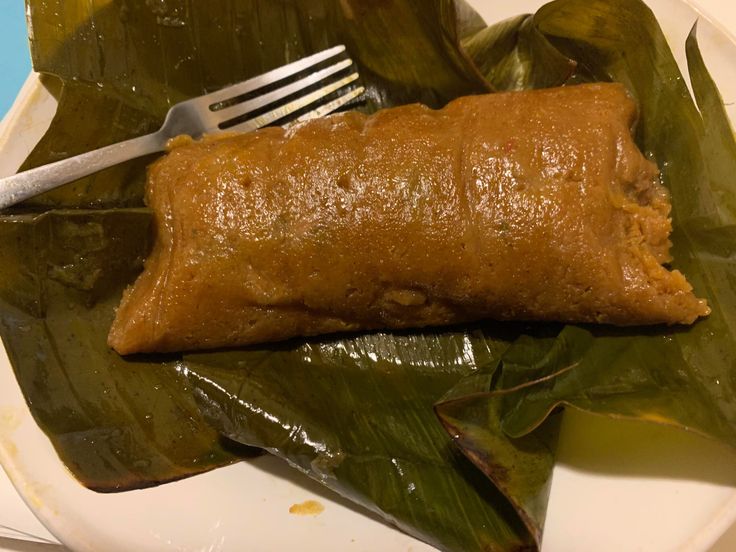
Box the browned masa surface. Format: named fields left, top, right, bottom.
left=108, top=83, right=709, bottom=354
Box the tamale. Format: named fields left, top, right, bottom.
left=108, top=83, right=709, bottom=354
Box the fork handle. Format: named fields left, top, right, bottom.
left=0, top=131, right=167, bottom=210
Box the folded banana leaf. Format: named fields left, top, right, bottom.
left=184, top=329, right=536, bottom=551
left=461, top=13, right=577, bottom=90
left=1, top=0, right=735, bottom=551
left=453, top=0, right=736, bottom=444
left=4, top=0, right=504, bottom=490
left=436, top=4, right=736, bottom=545
left=183, top=1, right=736, bottom=549
left=20, top=0, right=490, bottom=209
left=0, top=210, right=252, bottom=491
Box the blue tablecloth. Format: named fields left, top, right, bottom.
left=0, top=4, right=33, bottom=118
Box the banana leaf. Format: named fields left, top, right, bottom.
left=1, top=0, right=736, bottom=551
left=0, top=210, right=252, bottom=491
left=184, top=329, right=536, bottom=551
left=185, top=2, right=736, bottom=549
left=461, top=14, right=577, bottom=90
left=20, top=0, right=491, bottom=209
left=434, top=331, right=575, bottom=544
left=449, top=0, right=736, bottom=444
left=3, top=0, right=509, bottom=491
left=435, top=6, right=736, bottom=546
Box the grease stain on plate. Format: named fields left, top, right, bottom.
left=289, top=499, right=325, bottom=516
left=0, top=406, right=22, bottom=432
left=0, top=406, right=58, bottom=516
left=22, top=481, right=54, bottom=513
left=0, top=407, right=23, bottom=459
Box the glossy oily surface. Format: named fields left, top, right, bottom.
left=109, top=83, right=707, bottom=354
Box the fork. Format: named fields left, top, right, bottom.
left=0, top=45, right=363, bottom=210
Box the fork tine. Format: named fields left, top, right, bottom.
left=283, top=87, right=365, bottom=129
left=202, top=45, right=346, bottom=106
left=213, top=58, right=354, bottom=125
left=222, top=73, right=361, bottom=134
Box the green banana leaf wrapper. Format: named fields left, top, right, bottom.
left=0, top=0, right=735, bottom=549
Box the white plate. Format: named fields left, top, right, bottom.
left=2, top=1, right=736, bottom=550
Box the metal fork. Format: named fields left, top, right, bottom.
left=0, top=45, right=363, bottom=210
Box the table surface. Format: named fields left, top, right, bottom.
left=2, top=1, right=736, bottom=552
left=0, top=3, right=31, bottom=119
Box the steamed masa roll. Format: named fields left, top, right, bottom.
left=108, top=83, right=709, bottom=355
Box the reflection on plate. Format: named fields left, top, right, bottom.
left=2, top=0, right=736, bottom=550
